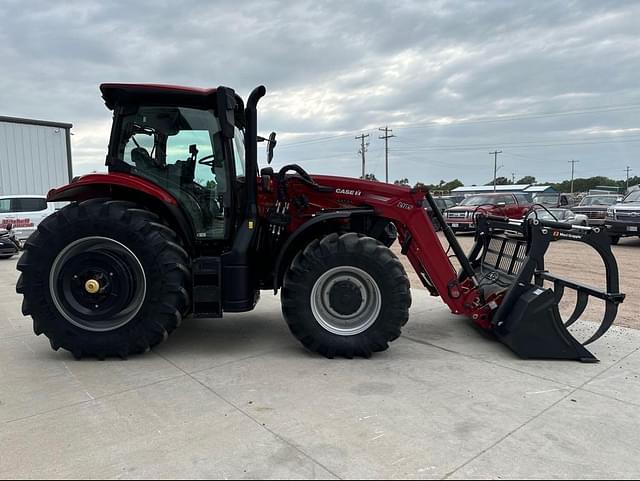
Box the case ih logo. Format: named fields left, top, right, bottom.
left=336, top=189, right=362, bottom=196
left=1, top=218, right=33, bottom=228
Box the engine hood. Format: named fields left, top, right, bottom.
left=611, top=203, right=640, bottom=211
left=309, top=175, right=416, bottom=197
left=446, top=205, right=480, bottom=212
left=572, top=205, right=608, bottom=211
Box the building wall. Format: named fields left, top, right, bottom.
left=0, top=118, right=72, bottom=196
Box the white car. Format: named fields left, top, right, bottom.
left=528, top=208, right=589, bottom=226
left=0, top=195, right=55, bottom=240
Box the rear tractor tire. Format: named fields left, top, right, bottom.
left=16, top=199, right=191, bottom=359
left=282, top=233, right=411, bottom=358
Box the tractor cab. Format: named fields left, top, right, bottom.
left=101, top=84, right=250, bottom=244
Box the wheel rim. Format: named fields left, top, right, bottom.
left=49, top=237, right=146, bottom=332
left=310, top=266, right=382, bottom=336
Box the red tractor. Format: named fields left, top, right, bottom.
left=16, top=84, right=625, bottom=362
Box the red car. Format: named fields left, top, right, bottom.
left=444, top=192, right=532, bottom=233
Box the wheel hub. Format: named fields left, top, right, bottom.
left=49, top=237, right=146, bottom=332
left=328, top=280, right=364, bottom=316
left=310, top=266, right=382, bottom=336
left=84, top=279, right=101, bottom=294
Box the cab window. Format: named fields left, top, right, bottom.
left=118, top=106, right=229, bottom=240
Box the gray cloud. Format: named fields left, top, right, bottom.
left=1, top=0, right=638, bottom=185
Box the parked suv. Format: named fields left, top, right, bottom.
left=0, top=195, right=55, bottom=240
left=605, top=189, right=640, bottom=244
left=444, top=192, right=531, bottom=233
left=572, top=194, right=621, bottom=226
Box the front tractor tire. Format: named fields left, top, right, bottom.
left=16, top=199, right=191, bottom=359
left=282, top=233, right=411, bottom=358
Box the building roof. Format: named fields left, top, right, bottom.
left=523, top=185, right=555, bottom=192
left=451, top=184, right=556, bottom=194
left=0, top=116, right=72, bottom=130
left=452, top=184, right=531, bottom=193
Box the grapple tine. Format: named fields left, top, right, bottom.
left=553, top=280, right=565, bottom=304
left=584, top=301, right=620, bottom=346
left=564, top=290, right=589, bottom=328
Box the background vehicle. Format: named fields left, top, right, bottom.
left=0, top=223, right=21, bottom=259
left=572, top=194, right=621, bottom=226
left=605, top=189, right=640, bottom=244
left=15, top=83, right=624, bottom=363
left=425, top=197, right=457, bottom=231
left=532, top=192, right=576, bottom=208
left=528, top=208, right=588, bottom=226
left=444, top=192, right=531, bottom=233
left=0, top=195, right=55, bottom=240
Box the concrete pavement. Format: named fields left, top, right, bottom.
left=1, top=256, right=639, bottom=479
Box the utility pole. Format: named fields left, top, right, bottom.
left=625, top=166, right=633, bottom=191
left=568, top=159, right=579, bottom=194
left=379, top=126, right=395, bottom=183
left=355, top=133, right=369, bottom=179
left=489, top=150, right=502, bottom=192
left=512, top=172, right=516, bottom=184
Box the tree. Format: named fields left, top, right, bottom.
left=441, top=179, right=464, bottom=191
left=516, top=176, right=536, bottom=185
left=413, top=179, right=463, bottom=193
left=485, top=176, right=512, bottom=186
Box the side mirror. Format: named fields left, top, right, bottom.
left=5, top=223, right=13, bottom=231
left=267, top=131, right=277, bottom=164
left=215, top=86, right=237, bottom=139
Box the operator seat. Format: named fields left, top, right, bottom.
left=130, top=147, right=156, bottom=171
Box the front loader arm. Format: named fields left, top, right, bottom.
left=271, top=174, right=624, bottom=362
left=310, top=183, right=481, bottom=317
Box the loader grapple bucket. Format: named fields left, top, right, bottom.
left=468, top=215, right=625, bottom=362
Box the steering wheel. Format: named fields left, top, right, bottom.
left=198, top=154, right=216, bottom=167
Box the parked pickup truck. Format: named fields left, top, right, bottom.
left=605, top=189, right=640, bottom=244
left=444, top=192, right=531, bottom=233
left=571, top=194, right=621, bottom=226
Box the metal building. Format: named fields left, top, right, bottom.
left=0, top=116, right=73, bottom=196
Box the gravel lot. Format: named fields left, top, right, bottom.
left=395, top=232, right=640, bottom=330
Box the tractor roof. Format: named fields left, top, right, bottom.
left=100, top=83, right=243, bottom=111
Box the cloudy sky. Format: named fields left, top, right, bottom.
left=1, top=0, right=639, bottom=186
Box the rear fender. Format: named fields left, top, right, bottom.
left=47, top=173, right=195, bottom=250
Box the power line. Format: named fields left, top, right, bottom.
left=355, top=133, right=370, bottom=178
left=625, top=166, right=633, bottom=190
left=277, top=102, right=640, bottom=149
left=386, top=133, right=640, bottom=151
left=568, top=159, right=580, bottom=194
left=388, top=136, right=640, bottom=153
left=395, top=103, right=640, bottom=131
left=490, top=150, right=503, bottom=192
left=379, top=126, right=395, bottom=183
